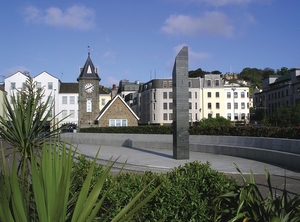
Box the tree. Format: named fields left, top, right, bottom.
left=188, top=68, right=210, bottom=78
left=276, top=67, right=290, bottom=76
left=239, top=67, right=263, bottom=88
left=268, top=104, right=300, bottom=127
left=261, top=68, right=275, bottom=79
left=0, top=76, right=66, bottom=173
left=211, top=70, right=221, bottom=74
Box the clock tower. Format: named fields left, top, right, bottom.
left=77, top=52, right=101, bottom=129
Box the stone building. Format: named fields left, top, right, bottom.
left=96, top=95, right=139, bottom=126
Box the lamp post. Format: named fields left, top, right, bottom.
left=232, top=87, right=236, bottom=126
left=53, top=89, right=56, bottom=130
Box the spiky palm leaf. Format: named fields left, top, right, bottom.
left=0, top=76, right=68, bottom=173
left=0, top=142, right=161, bottom=221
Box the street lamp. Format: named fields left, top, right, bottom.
left=53, top=89, right=56, bottom=130
left=232, top=87, right=236, bottom=126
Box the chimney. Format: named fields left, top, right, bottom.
left=111, top=84, right=117, bottom=99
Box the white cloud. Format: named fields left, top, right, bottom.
left=102, top=50, right=116, bottom=60
left=243, top=12, right=256, bottom=24
left=23, top=4, right=96, bottom=31
left=174, top=0, right=257, bottom=7
left=161, top=11, right=234, bottom=37
left=200, top=0, right=254, bottom=7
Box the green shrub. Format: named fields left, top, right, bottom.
left=141, top=162, right=237, bottom=221
left=79, top=125, right=300, bottom=139
left=72, top=157, right=237, bottom=221
left=196, top=116, right=232, bottom=127
left=80, top=125, right=173, bottom=134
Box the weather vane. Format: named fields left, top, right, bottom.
left=87, top=45, right=93, bottom=55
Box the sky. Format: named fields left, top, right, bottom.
left=1, top=0, right=300, bottom=87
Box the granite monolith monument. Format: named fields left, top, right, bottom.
left=172, top=46, right=189, bottom=159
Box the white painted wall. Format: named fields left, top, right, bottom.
left=59, top=93, right=78, bottom=126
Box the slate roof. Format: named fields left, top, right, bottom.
left=77, top=53, right=100, bottom=81
left=60, top=83, right=79, bottom=93
left=272, top=73, right=291, bottom=84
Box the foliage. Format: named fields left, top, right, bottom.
left=80, top=124, right=300, bottom=139
left=188, top=68, right=221, bottom=78
left=196, top=116, right=232, bottom=127
left=0, top=142, right=160, bottom=221
left=276, top=67, right=291, bottom=76
left=72, top=159, right=237, bottom=221
left=0, top=76, right=67, bottom=173
left=239, top=67, right=264, bottom=88
left=268, top=104, right=300, bottom=127
left=214, top=164, right=300, bottom=222
left=80, top=125, right=173, bottom=134
left=188, top=68, right=209, bottom=78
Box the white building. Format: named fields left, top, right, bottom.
left=224, top=83, right=250, bottom=123
left=123, top=74, right=250, bottom=125
left=3, top=70, right=110, bottom=127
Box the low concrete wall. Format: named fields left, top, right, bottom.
left=60, top=133, right=300, bottom=171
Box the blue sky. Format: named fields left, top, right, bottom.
left=1, top=0, right=300, bottom=87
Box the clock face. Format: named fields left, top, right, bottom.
left=85, top=83, right=94, bottom=93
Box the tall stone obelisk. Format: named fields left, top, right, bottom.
left=172, top=46, right=189, bottom=159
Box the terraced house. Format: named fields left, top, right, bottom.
left=123, top=74, right=250, bottom=125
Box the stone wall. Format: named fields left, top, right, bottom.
left=60, top=133, right=300, bottom=171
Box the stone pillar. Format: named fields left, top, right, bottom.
left=172, top=46, right=189, bottom=159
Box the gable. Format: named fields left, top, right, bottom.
left=96, top=95, right=139, bottom=121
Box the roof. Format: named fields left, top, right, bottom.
left=5, top=71, right=28, bottom=79
left=272, top=73, right=291, bottom=84
left=60, top=83, right=79, bottom=93
left=35, top=71, right=60, bottom=81
left=98, top=86, right=110, bottom=94
left=77, top=53, right=100, bottom=81
left=96, top=95, right=139, bottom=120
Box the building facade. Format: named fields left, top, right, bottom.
left=3, top=55, right=112, bottom=128
left=254, top=68, right=300, bottom=117
left=122, top=74, right=250, bottom=125
left=3, top=54, right=142, bottom=129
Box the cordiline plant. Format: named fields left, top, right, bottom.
left=0, top=142, right=161, bottom=221
left=0, top=76, right=67, bottom=174
left=213, top=164, right=300, bottom=222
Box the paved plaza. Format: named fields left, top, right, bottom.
left=2, top=139, right=299, bottom=197
left=75, top=143, right=300, bottom=197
